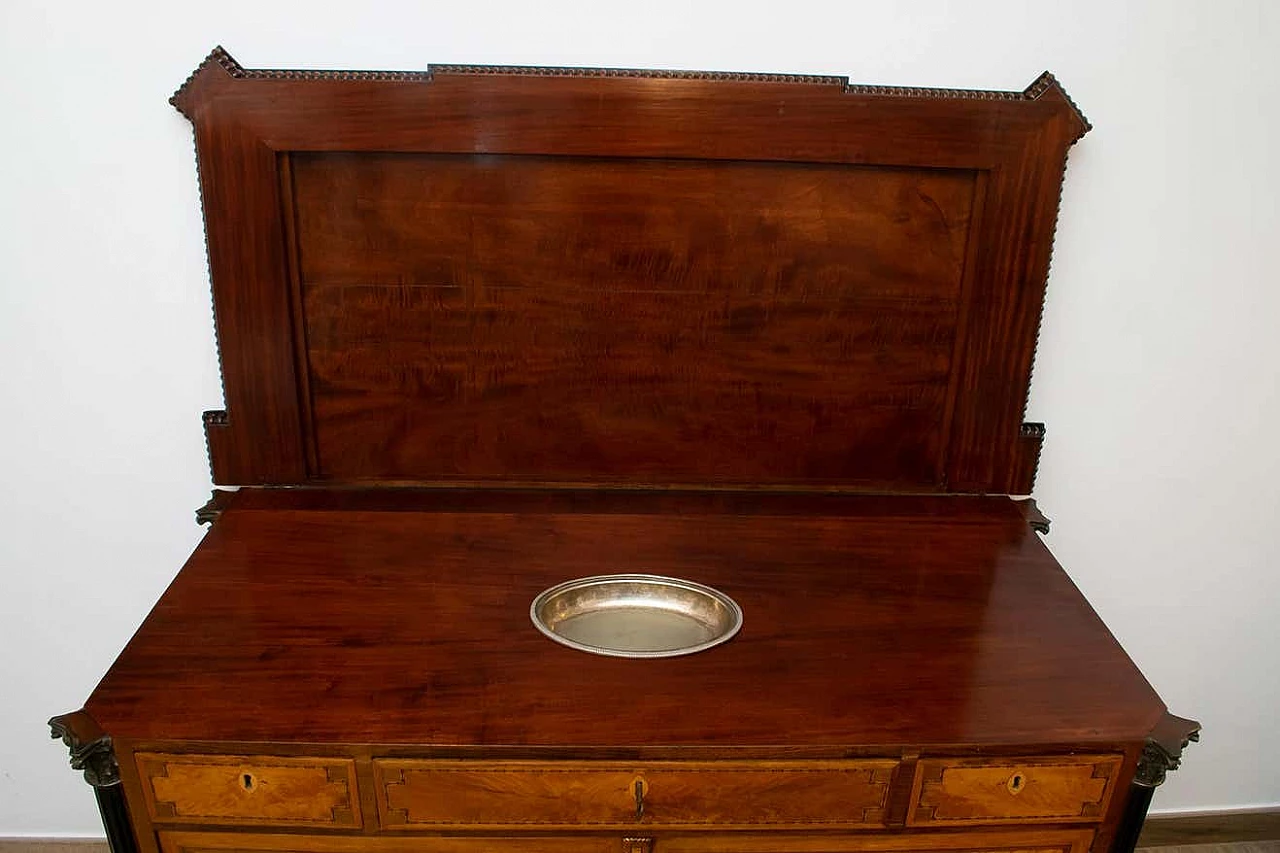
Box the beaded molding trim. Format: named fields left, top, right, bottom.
left=432, top=63, right=846, bottom=85
left=172, top=46, right=1091, bottom=137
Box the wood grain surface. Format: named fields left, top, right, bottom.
left=375, top=760, right=895, bottom=828
left=84, top=490, right=1164, bottom=747
left=292, top=154, right=974, bottom=486
left=136, top=753, right=359, bottom=828
left=909, top=755, right=1122, bottom=826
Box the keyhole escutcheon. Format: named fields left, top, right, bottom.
left=1007, top=772, right=1025, bottom=794
left=633, top=777, right=648, bottom=821
left=242, top=773, right=255, bottom=792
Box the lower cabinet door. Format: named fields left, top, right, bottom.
left=158, top=828, right=1095, bottom=853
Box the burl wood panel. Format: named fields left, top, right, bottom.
left=290, top=154, right=976, bottom=486
left=375, top=760, right=896, bottom=828
left=909, top=755, right=1122, bottom=826
left=86, top=491, right=1166, bottom=747
left=136, top=753, right=360, bottom=828
left=156, top=828, right=1097, bottom=853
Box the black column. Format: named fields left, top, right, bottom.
left=1110, top=713, right=1201, bottom=853
left=94, top=785, right=140, bottom=853
left=1111, top=784, right=1156, bottom=853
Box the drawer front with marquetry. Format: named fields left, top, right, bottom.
left=908, top=755, right=1123, bottom=826
left=136, top=753, right=360, bottom=828
left=374, top=760, right=898, bottom=829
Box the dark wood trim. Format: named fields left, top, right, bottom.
left=1138, top=809, right=1280, bottom=847
left=189, top=112, right=307, bottom=485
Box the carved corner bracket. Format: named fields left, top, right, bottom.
left=49, top=709, right=120, bottom=787
left=196, top=489, right=235, bottom=526
left=1135, top=713, right=1201, bottom=788
left=1013, top=498, right=1051, bottom=535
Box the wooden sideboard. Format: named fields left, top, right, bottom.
left=51, top=49, right=1197, bottom=853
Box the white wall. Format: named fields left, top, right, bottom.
left=2, top=0, right=1276, bottom=835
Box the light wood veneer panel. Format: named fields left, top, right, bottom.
left=137, top=753, right=360, bottom=828
left=375, top=760, right=897, bottom=829
left=908, top=755, right=1122, bottom=826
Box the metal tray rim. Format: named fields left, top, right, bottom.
left=530, top=573, right=743, bottom=659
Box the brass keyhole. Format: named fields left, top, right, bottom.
left=633, top=778, right=648, bottom=821
left=242, top=773, right=255, bottom=792
left=1007, top=772, right=1025, bottom=794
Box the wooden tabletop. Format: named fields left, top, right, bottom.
left=86, top=490, right=1164, bottom=749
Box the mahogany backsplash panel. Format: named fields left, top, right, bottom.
left=291, top=153, right=977, bottom=484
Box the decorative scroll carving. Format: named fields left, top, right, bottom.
left=1135, top=714, right=1201, bottom=788
left=49, top=710, right=119, bottom=787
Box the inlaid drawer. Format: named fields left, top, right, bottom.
left=137, top=753, right=361, bottom=828
left=907, top=754, right=1123, bottom=826
left=374, top=760, right=898, bottom=829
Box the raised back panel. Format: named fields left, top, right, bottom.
left=292, top=154, right=976, bottom=485
left=173, top=49, right=1089, bottom=492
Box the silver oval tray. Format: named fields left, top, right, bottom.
left=530, top=574, right=743, bottom=658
